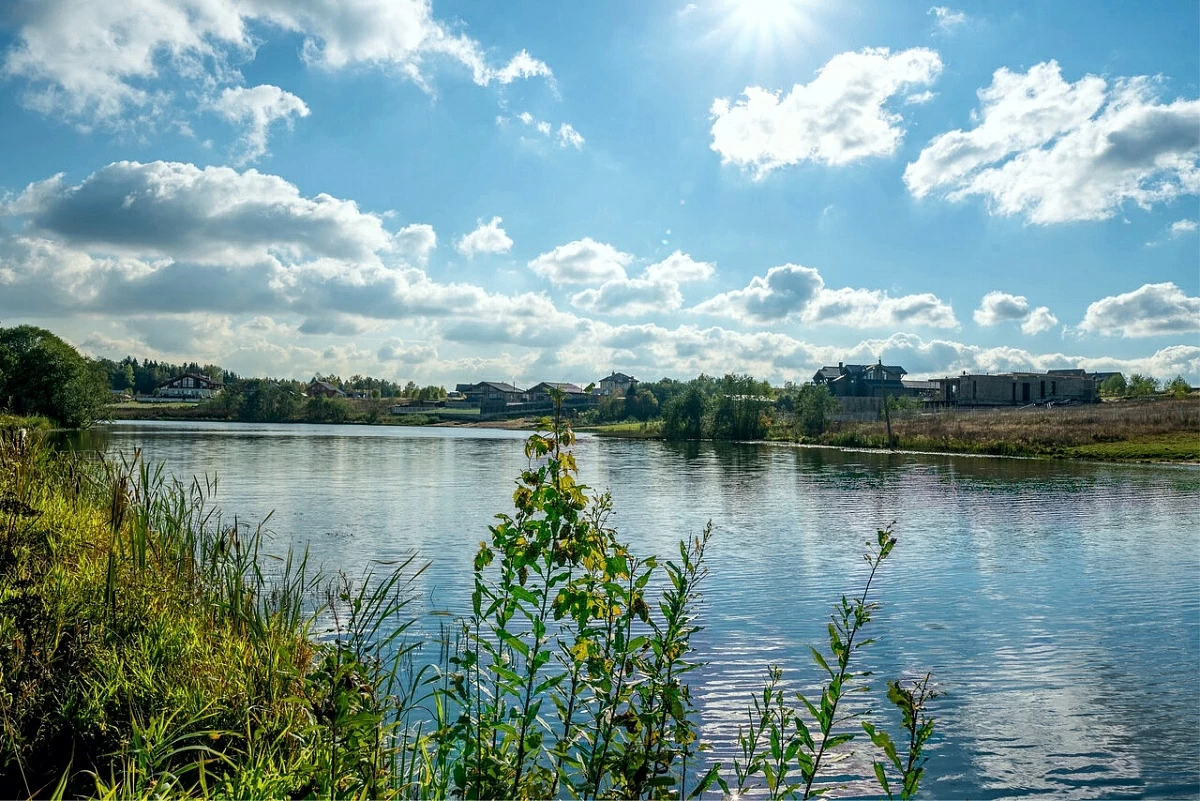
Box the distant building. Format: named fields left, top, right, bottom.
left=598, top=372, right=635, bottom=397
left=155, top=373, right=223, bottom=399
left=458, top=381, right=526, bottom=413
left=931, top=371, right=1096, bottom=407
left=307, top=380, right=346, bottom=398
left=526, top=382, right=598, bottom=410
left=812, top=362, right=908, bottom=398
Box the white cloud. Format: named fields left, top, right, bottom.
left=1, top=0, right=553, bottom=129
left=694, top=264, right=959, bottom=329
left=6, top=160, right=395, bottom=264
left=510, top=112, right=585, bottom=149
left=1170, top=219, right=1198, bottom=235
left=571, top=251, right=715, bottom=316
left=1078, top=282, right=1200, bottom=337
left=709, top=47, right=943, bottom=178
left=210, top=84, right=310, bottom=164
left=904, top=61, right=1200, bottom=223
left=455, top=216, right=513, bottom=257
left=1020, top=306, right=1058, bottom=335
left=378, top=339, right=438, bottom=363
left=396, top=223, right=437, bottom=263
left=928, top=6, right=967, bottom=32
left=528, top=238, right=632, bottom=285
left=973, top=291, right=1058, bottom=334
left=558, top=123, right=585, bottom=150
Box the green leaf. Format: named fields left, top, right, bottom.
left=810, top=646, right=833, bottom=676
left=873, top=761, right=893, bottom=799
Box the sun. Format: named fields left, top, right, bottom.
left=703, top=0, right=825, bottom=57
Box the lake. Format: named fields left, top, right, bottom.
left=77, top=420, right=1200, bottom=799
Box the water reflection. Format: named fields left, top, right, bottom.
left=76, top=422, right=1200, bottom=800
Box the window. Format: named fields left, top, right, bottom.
left=972, top=380, right=977, bottom=399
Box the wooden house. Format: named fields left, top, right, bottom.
left=155, top=373, right=223, bottom=399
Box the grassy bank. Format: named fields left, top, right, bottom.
left=0, top=430, right=425, bottom=798
left=812, top=397, right=1200, bottom=461
left=575, top=420, right=663, bottom=438
left=0, top=414, right=52, bottom=433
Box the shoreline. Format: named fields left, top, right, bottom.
left=95, top=410, right=1200, bottom=464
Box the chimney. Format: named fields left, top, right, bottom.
left=838, top=361, right=843, bottom=370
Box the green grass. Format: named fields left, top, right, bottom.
left=0, top=414, right=52, bottom=432
left=1061, top=433, right=1200, bottom=461
left=577, top=420, right=663, bottom=438
left=0, top=432, right=426, bottom=798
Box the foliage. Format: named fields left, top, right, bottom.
left=1098, top=373, right=1127, bottom=397
left=785, top=384, right=840, bottom=438
left=0, top=325, right=109, bottom=428
left=1125, top=373, right=1160, bottom=398
left=1164, top=375, right=1191, bottom=398
left=435, top=398, right=712, bottom=798
left=718, top=526, right=938, bottom=800
left=306, top=395, right=352, bottom=423
left=662, top=386, right=706, bottom=441
left=0, top=431, right=427, bottom=798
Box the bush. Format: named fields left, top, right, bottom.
left=0, top=325, right=108, bottom=428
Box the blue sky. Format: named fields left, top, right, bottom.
left=0, top=0, right=1197, bottom=385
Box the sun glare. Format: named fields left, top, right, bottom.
left=716, top=0, right=823, bottom=53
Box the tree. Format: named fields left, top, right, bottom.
left=0, top=326, right=108, bottom=427
left=1125, top=373, right=1159, bottom=398
left=1099, top=373, right=1127, bottom=397
left=662, top=386, right=706, bottom=440
left=793, top=384, right=839, bottom=437
left=1164, top=375, right=1191, bottom=398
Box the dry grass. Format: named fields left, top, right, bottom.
left=822, top=397, right=1200, bottom=459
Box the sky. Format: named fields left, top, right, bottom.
left=0, top=0, right=1197, bottom=387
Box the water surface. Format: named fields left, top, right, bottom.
left=80, top=421, right=1200, bottom=799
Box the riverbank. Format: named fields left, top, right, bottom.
left=811, top=397, right=1200, bottom=462
left=0, top=432, right=422, bottom=797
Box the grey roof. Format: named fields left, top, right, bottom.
left=601, top=372, right=635, bottom=382
left=156, top=372, right=223, bottom=389
left=463, top=381, right=524, bottom=394
left=528, top=382, right=585, bottom=394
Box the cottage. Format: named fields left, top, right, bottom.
left=155, top=373, right=223, bottom=399
left=931, top=371, right=1096, bottom=407
left=458, top=381, right=526, bottom=412
left=598, top=372, right=635, bottom=397
left=812, top=362, right=908, bottom=398
left=307, top=380, right=346, bottom=398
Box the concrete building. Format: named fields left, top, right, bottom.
left=931, top=371, right=1097, bottom=407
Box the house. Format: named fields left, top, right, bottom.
left=155, top=372, right=223, bottom=399
left=812, top=362, right=908, bottom=398
left=526, top=382, right=598, bottom=409
left=931, top=371, right=1096, bottom=407
left=307, top=380, right=345, bottom=398
left=458, top=381, right=526, bottom=413
left=598, top=372, right=635, bottom=397
left=346, top=390, right=369, bottom=400
left=527, top=381, right=586, bottom=398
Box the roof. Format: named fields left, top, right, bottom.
left=155, top=372, right=223, bottom=389
left=528, top=382, right=585, bottom=394
left=308, top=380, right=345, bottom=394
left=814, top=363, right=907, bottom=380
left=601, top=372, right=635, bottom=382
left=462, top=381, right=524, bottom=394
left=1047, top=369, right=1087, bottom=376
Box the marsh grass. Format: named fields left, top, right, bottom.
left=0, top=427, right=428, bottom=798
left=821, top=397, right=1200, bottom=458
